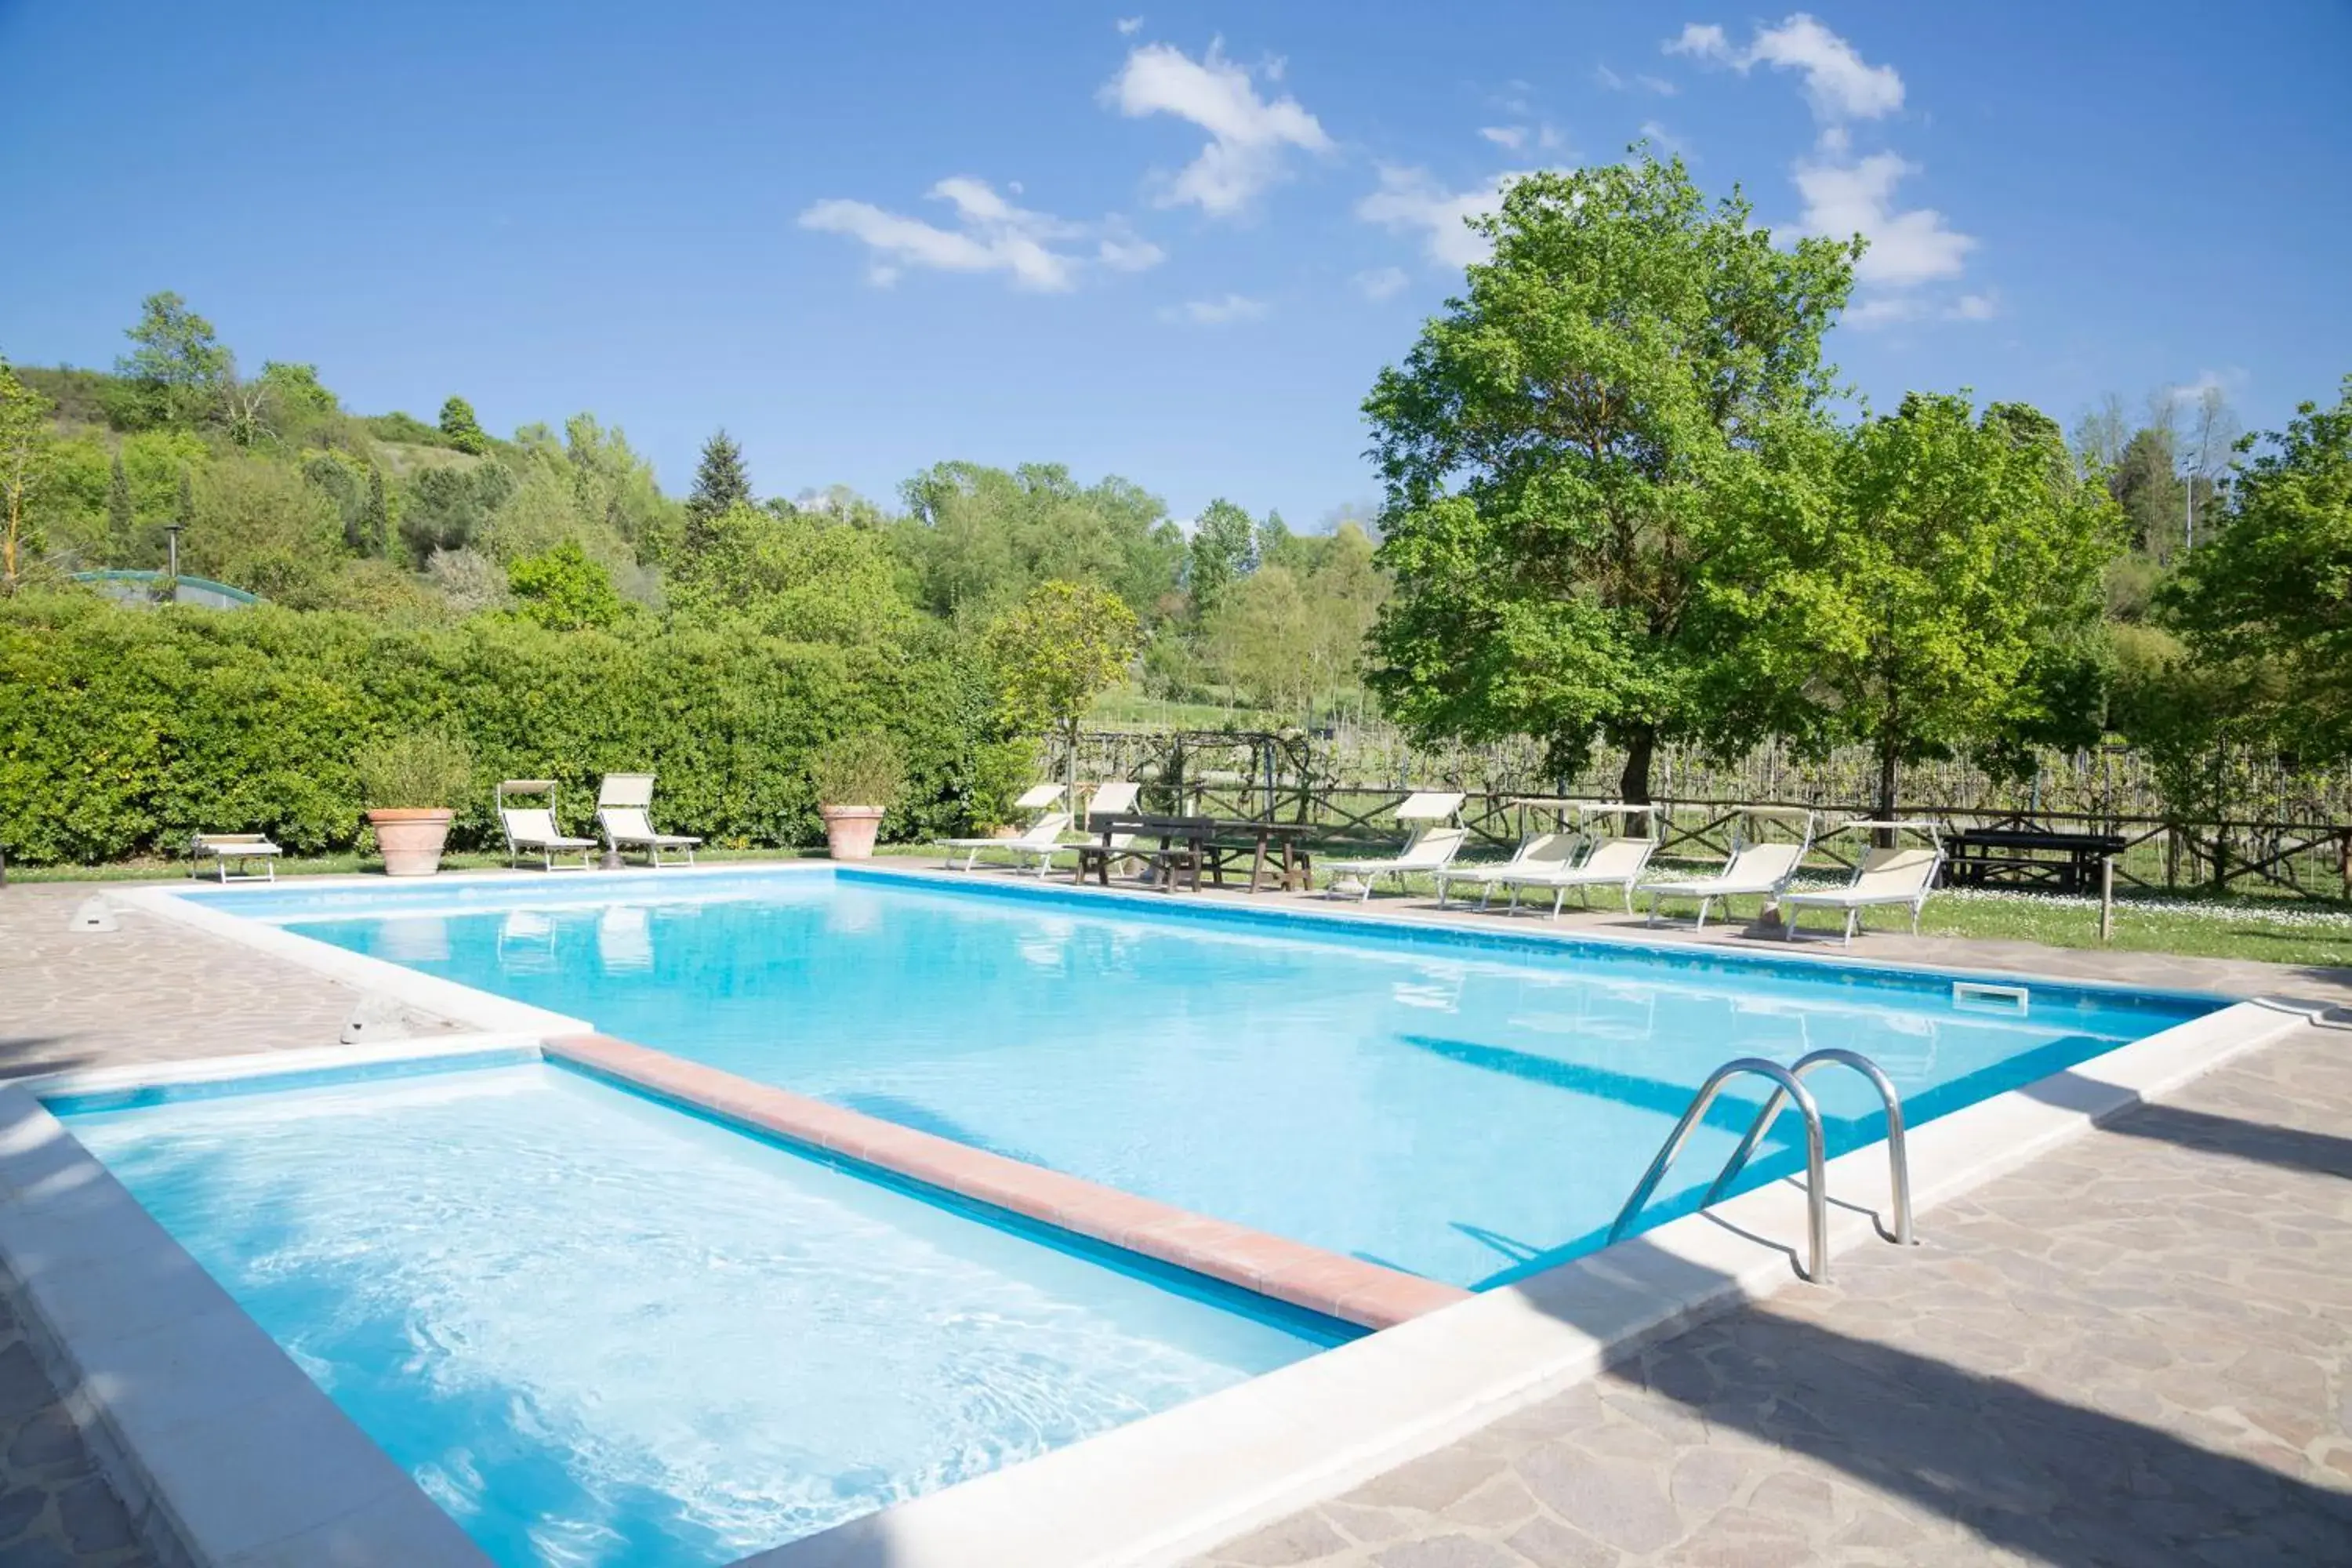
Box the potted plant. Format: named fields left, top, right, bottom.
left=357, top=731, right=474, bottom=877
left=808, top=731, right=905, bottom=861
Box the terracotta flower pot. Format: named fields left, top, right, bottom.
left=819, top=805, right=885, bottom=861
left=368, top=808, right=455, bottom=877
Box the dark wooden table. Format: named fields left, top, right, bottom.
left=1080, top=814, right=1316, bottom=893
left=1947, top=827, right=2127, bottom=895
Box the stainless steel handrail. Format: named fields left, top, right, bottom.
left=1709, top=1048, right=1915, bottom=1247
left=1610, top=1058, right=1831, bottom=1283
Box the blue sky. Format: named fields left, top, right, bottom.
left=2, top=1, right=2347, bottom=525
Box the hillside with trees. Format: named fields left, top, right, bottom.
left=2, top=153, right=2346, bottom=865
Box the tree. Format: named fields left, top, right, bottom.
left=2161, top=376, right=2352, bottom=760
left=1362, top=154, right=1859, bottom=800
left=361, top=464, right=390, bottom=557
left=981, top=579, right=1142, bottom=790
left=114, top=292, right=231, bottom=426
left=506, top=539, right=629, bottom=631
left=106, top=452, right=135, bottom=557
left=2111, top=425, right=2184, bottom=557
left=895, top=460, right=1184, bottom=625
left=438, top=396, right=490, bottom=455
left=665, top=501, right=915, bottom=645
left=2183, top=384, right=2241, bottom=554
left=1711, top=394, right=2122, bottom=818
left=1185, top=498, right=1258, bottom=616
left=0, top=361, right=55, bottom=592
left=399, top=462, right=515, bottom=559
left=684, top=428, right=753, bottom=554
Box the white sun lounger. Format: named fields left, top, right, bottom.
left=936, top=811, right=1075, bottom=873
left=597, top=774, right=702, bottom=867
left=1780, top=822, right=1944, bottom=946
left=1454, top=834, right=1661, bottom=917
left=497, top=780, right=598, bottom=872
left=1321, top=826, right=1470, bottom=902
left=188, top=833, right=281, bottom=883
left=1644, top=808, right=1817, bottom=929
left=1435, top=829, right=1579, bottom=907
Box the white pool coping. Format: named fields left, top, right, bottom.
left=20, top=868, right=2322, bottom=1566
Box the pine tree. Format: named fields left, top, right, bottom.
left=438, top=396, right=489, bottom=456
left=684, top=429, right=752, bottom=554
left=106, top=452, right=135, bottom=560
left=361, top=463, right=390, bottom=557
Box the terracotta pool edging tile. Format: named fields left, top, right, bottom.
left=542, top=1033, right=1469, bottom=1332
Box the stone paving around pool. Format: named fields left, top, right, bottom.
left=1192, top=1015, right=2352, bottom=1567
left=2, top=870, right=2349, bottom=1566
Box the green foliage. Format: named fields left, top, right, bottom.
left=355, top=730, right=475, bottom=811
left=981, top=579, right=1142, bottom=779
left=400, top=459, right=516, bottom=559
left=506, top=539, right=628, bottom=632
left=1709, top=392, right=2123, bottom=815
left=360, top=464, right=390, bottom=557
left=666, top=502, right=914, bottom=644
left=684, top=428, right=753, bottom=535
left=185, top=453, right=345, bottom=603
left=897, top=461, right=1184, bottom=626
left=1200, top=524, right=1388, bottom=712
left=361, top=410, right=460, bottom=448
left=1185, top=499, right=1258, bottom=616
left=1363, top=154, right=1859, bottom=797
left=2162, top=376, right=2352, bottom=761
left=1, top=360, right=56, bottom=593
left=105, top=452, right=133, bottom=555
left=808, top=730, right=906, bottom=808
left=114, top=292, right=231, bottom=426
left=438, top=396, right=490, bottom=456
left=0, top=594, right=1005, bottom=863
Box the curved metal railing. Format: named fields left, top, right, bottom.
left=1610, top=1058, right=1831, bottom=1282
left=1610, top=1048, right=1918, bottom=1285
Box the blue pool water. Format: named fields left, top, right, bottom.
left=58, top=1062, right=1341, bottom=1567
left=227, top=869, right=2215, bottom=1289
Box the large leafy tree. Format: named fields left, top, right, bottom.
left=2161, top=376, right=2352, bottom=761
left=437, top=396, right=490, bottom=455
left=896, top=461, right=1184, bottom=626
left=1185, top=498, right=1258, bottom=617
left=1363, top=154, right=1858, bottom=799
left=1711, top=394, right=2122, bottom=817
left=982, top=579, right=1142, bottom=790
left=113, top=292, right=232, bottom=426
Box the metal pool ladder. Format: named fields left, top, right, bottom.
left=1609, top=1049, right=1917, bottom=1284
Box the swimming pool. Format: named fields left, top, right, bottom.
left=220, top=868, right=2218, bottom=1290
left=55, top=1059, right=1343, bottom=1568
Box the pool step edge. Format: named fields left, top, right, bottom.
left=542, top=1032, right=1470, bottom=1332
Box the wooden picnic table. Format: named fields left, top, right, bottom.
left=1081, top=813, right=1316, bottom=894
left=1946, top=826, right=2127, bottom=895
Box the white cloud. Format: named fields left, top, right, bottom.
left=1792, top=150, right=1973, bottom=288
left=1666, top=14, right=1901, bottom=123
left=800, top=176, right=1163, bottom=292
left=1356, top=165, right=1526, bottom=269
left=2171, top=367, right=2249, bottom=402
left=1166, top=293, right=1270, bottom=325
left=1102, top=41, right=1332, bottom=215
left=1479, top=125, right=1528, bottom=151
left=1635, top=74, right=1679, bottom=96
left=1674, top=16, right=1981, bottom=322
left=1594, top=63, right=1627, bottom=90
left=1116, top=15, right=1142, bottom=34
left=1353, top=266, right=1409, bottom=301
left=1639, top=120, right=1690, bottom=157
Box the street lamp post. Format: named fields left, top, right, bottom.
left=163, top=521, right=184, bottom=602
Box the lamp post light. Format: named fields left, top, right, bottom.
left=163, top=521, right=184, bottom=601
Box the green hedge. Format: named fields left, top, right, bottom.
left=0, top=594, right=1023, bottom=865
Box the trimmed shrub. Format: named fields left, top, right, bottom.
left=0, top=594, right=1012, bottom=864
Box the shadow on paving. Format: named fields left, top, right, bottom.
left=1590, top=1260, right=2352, bottom=1565
left=1517, top=1070, right=2352, bottom=1566
left=2019, top=1057, right=2352, bottom=1182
